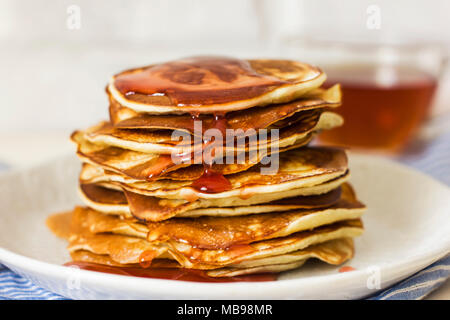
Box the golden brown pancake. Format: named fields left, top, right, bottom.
left=79, top=182, right=345, bottom=220
left=78, top=147, right=348, bottom=201
left=69, top=250, right=180, bottom=268
left=73, top=129, right=316, bottom=181
left=108, top=56, right=327, bottom=114
left=207, top=238, right=355, bottom=277
left=79, top=174, right=350, bottom=221
left=125, top=219, right=363, bottom=268
left=74, top=109, right=342, bottom=155
left=69, top=237, right=355, bottom=277
left=71, top=110, right=343, bottom=183
left=144, top=187, right=364, bottom=249
left=231, top=238, right=354, bottom=269
left=59, top=207, right=363, bottom=268
left=109, top=85, right=341, bottom=132
left=82, top=184, right=365, bottom=250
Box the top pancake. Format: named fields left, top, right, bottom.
left=108, top=56, right=326, bottom=114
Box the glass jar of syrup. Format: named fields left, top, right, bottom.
left=285, top=38, right=447, bottom=153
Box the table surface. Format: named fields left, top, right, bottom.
left=0, top=131, right=448, bottom=300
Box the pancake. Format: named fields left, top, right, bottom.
left=69, top=238, right=354, bottom=277
left=78, top=181, right=346, bottom=220
left=83, top=185, right=365, bottom=249
left=79, top=174, right=350, bottom=220
left=74, top=110, right=342, bottom=156
left=79, top=147, right=348, bottom=201
left=109, top=84, right=341, bottom=132
left=103, top=219, right=364, bottom=268
left=69, top=250, right=179, bottom=268
left=82, top=173, right=350, bottom=221
left=73, top=129, right=317, bottom=181
left=207, top=238, right=354, bottom=277
left=62, top=207, right=363, bottom=268
left=230, top=238, right=354, bottom=269
left=108, top=56, right=327, bottom=114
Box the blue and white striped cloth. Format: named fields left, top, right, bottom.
left=0, top=132, right=449, bottom=300
left=368, top=255, right=450, bottom=300
left=0, top=270, right=65, bottom=300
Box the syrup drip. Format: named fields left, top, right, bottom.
left=139, top=250, right=158, bottom=268
left=190, top=112, right=233, bottom=194
left=64, top=261, right=277, bottom=282
left=191, top=166, right=232, bottom=194
left=338, top=266, right=356, bottom=273
left=210, top=112, right=227, bottom=136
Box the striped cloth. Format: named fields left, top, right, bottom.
left=0, top=269, right=65, bottom=300
left=400, top=131, right=450, bottom=186
left=0, top=132, right=449, bottom=300
left=368, top=255, right=450, bottom=300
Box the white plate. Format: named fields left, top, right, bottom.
left=0, top=153, right=449, bottom=299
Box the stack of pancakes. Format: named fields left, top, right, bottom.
left=48, top=57, right=366, bottom=278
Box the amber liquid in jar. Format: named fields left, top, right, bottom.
left=319, top=65, right=437, bottom=152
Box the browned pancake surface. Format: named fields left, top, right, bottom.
left=109, top=85, right=341, bottom=132
left=78, top=147, right=348, bottom=204
left=67, top=207, right=363, bottom=267
left=142, top=183, right=364, bottom=249
left=73, top=123, right=317, bottom=181
left=80, top=182, right=344, bottom=220
left=111, top=57, right=324, bottom=110
left=81, top=184, right=364, bottom=251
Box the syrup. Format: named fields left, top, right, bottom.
left=191, top=166, right=232, bottom=194
left=64, top=261, right=276, bottom=282
left=338, top=266, right=356, bottom=273
left=190, top=112, right=233, bottom=194
left=114, top=56, right=286, bottom=106
left=139, top=250, right=158, bottom=268
left=319, top=65, right=437, bottom=152
left=116, top=58, right=259, bottom=192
